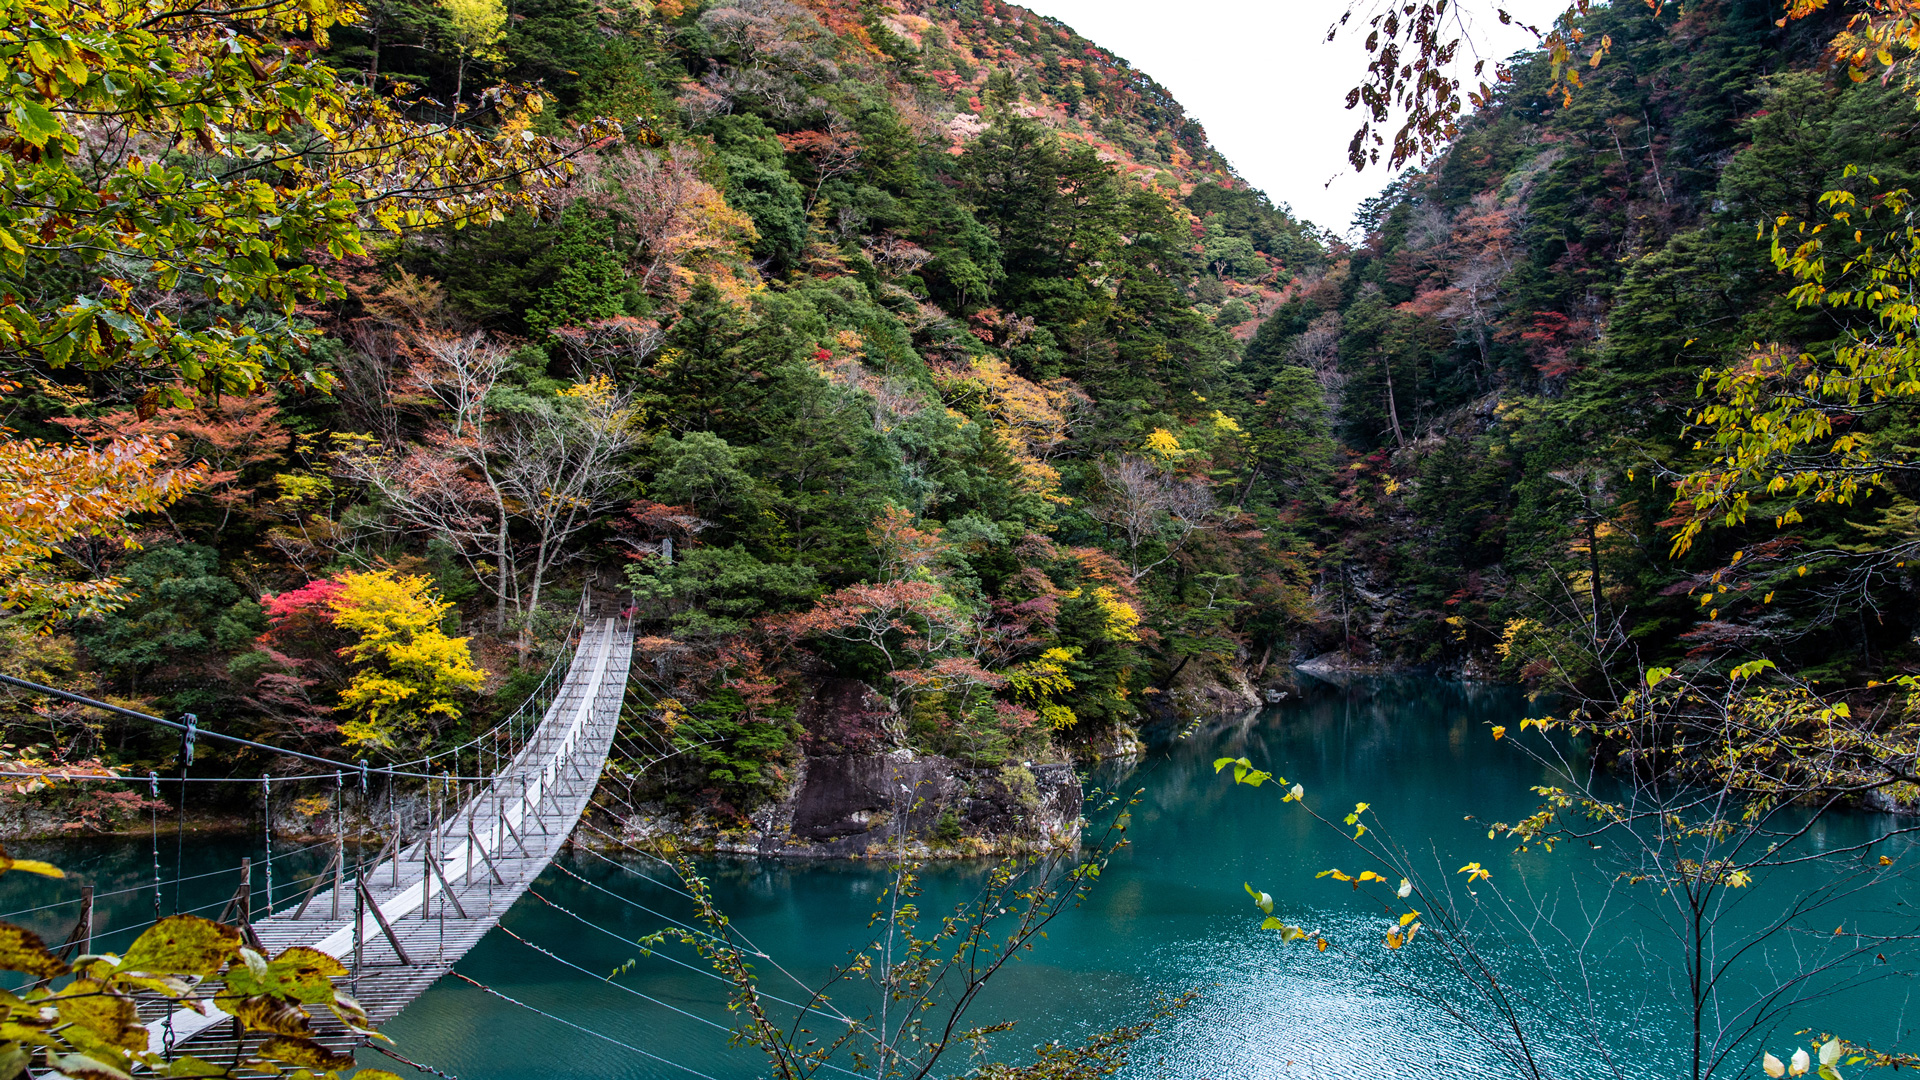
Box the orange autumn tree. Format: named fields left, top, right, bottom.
left=0, top=412, right=206, bottom=622
left=587, top=144, right=760, bottom=303
left=51, top=390, right=289, bottom=534
left=931, top=356, right=1088, bottom=504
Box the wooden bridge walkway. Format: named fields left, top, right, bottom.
left=146, top=615, right=635, bottom=1060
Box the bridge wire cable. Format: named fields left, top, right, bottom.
left=366, top=1042, right=465, bottom=1080
left=501, top=923, right=868, bottom=1080
left=544, top=860, right=737, bottom=950
left=546, top=695, right=846, bottom=1016
left=173, top=760, right=186, bottom=914
left=497, top=925, right=737, bottom=1036
left=577, top=755, right=1088, bottom=1033
left=563, top=782, right=794, bottom=957
left=449, top=972, right=722, bottom=1080
left=149, top=771, right=162, bottom=924
left=557, top=821, right=857, bottom=1026
left=559, top=832, right=703, bottom=906
left=0, top=674, right=496, bottom=782
left=0, top=769, right=328, bottom=784
left=365, top=611, right=583, bottom=773
left=526, top=887, right=852, bottom=1025
left=0, top=837, right=337, bottom=922
left=10, top=618, right=648, bottom=968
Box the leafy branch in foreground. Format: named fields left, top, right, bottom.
left=1667, top=171, right=1920, bottom=627
left=0, top=849, right=396, bottom=1080
left=1214, top=663, right=1920, bottom=1080
left=0, top=407, right=209, bottom=624
left=1338, top=0, right=1920, bottom=174
left=651, top=790, right=1190, bottom=1080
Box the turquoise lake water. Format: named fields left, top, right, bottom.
left=2, top=676, right=1914, bottom=1078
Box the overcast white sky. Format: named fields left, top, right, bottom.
left=1020, top=0, right=1568, bottom=236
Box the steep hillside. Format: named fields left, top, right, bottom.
left=1258, top=0, right=1920, bottom=685
left=2, top=0, right=1340, bottom=835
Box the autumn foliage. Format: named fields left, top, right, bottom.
left=260, top=571, right=484, bottom=751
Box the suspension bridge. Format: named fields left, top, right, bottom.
left=0, top=603, right=648, bottom=1068
left=133, top=611, right=636, bottom=1059
left=0, top=593, right=885, bottom=1080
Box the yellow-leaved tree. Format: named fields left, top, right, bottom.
left=328, top=570, right=485, bottom=750
left=440, top=0, right=508, bottom=118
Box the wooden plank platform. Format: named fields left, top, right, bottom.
left=142, top=616, right=633, bottom=1062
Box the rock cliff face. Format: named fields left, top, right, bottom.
left=614, top=749, right=1081, bottom=858
left=602, top=679, right=1083, bottom=858
left=1146, top=655, right=1263, bottom=723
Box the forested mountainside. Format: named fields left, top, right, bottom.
left=1, top=0, right=1336, bottom=826
left=8, top=0, right=1914, bottom=832
left=1289, top=0, right=1920, bottom=686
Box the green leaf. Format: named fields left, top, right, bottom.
left=52, top=989, right=144, bottom=1053
left=8, top=100, right=63, bottom=148
left=261, top=946, right=348, bottom=1004
left=0, top=1042, right=27, bottom=1080
left=223, top=994, right=311, bottom=1036
left=119, top=917, right=242, bottom=978
left=45, top=1053, right=130, bottom=1080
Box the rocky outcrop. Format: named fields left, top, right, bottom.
left=603, top=678, right=1084, bottom=858
left=1151, top=656, right=1262, bottom=719
left=612, top=749, right=1081, bottom=858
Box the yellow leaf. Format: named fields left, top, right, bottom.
left=2, top=859, right=63, bottom=878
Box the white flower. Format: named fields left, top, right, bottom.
left=1791, top=1047, right=1811, bottom=1076
left=1763, top=1052, right=1785, bottom=1078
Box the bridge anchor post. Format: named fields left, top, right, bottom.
left=217, top=859, right=267, bottom=952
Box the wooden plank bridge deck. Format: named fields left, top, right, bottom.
left=145, top=615, right=634, bottom=1060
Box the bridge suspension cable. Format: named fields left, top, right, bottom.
left=449, top=972, right=721, bottom=1080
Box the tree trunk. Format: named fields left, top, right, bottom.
left=1382, top=359, right=1407, bottom=448
left=494, top=517, right=512, bottom=632
left=1585, top=513, right=1604, bottom=638
left=369, top=13, right=382, bottom=91
left=520, top=539, right=549, bottom=661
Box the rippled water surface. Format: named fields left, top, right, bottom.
left=4, top=677, right=1915, bottom=1079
